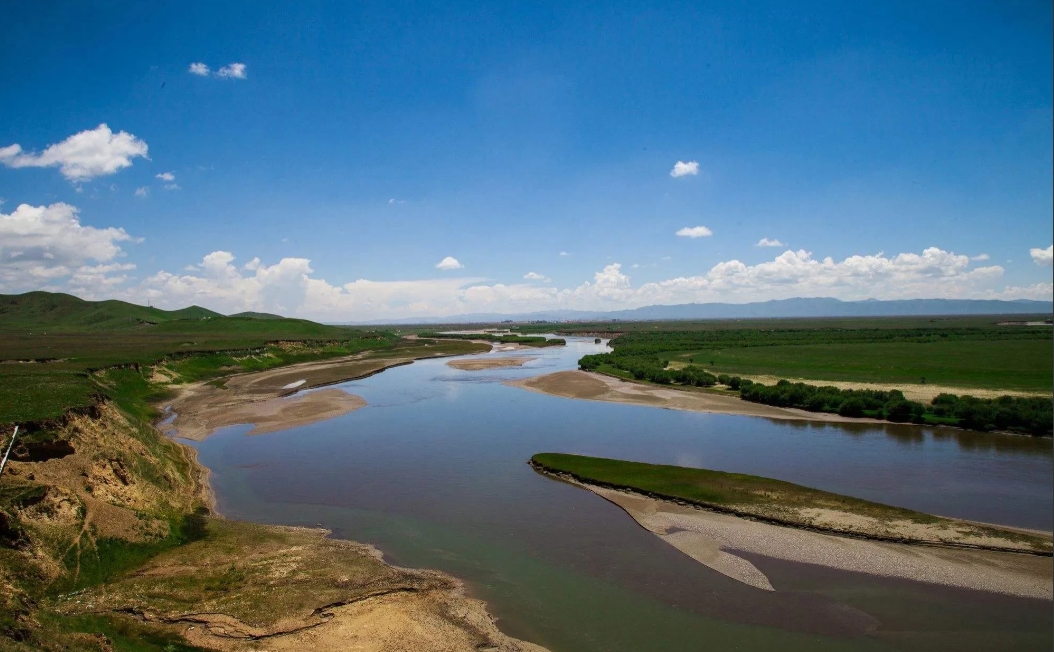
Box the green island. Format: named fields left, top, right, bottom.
left=529, top=453, right=1053, bottom=554
left=0, top=292, right=533, bottom=652
left=574, top=318, right=1053, bottom=436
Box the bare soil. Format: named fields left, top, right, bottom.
left=56, top=519, right=547, bottom=652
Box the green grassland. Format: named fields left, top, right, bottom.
left=670, top=339, right=1052, bottom=390
left=581, top=322, right=1052, bottom=392
left=0, top=292, right=425, bottom=424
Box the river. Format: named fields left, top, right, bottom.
left=188, top=337, right=1053, bottom=651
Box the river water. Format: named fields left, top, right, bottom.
left=189, top=337, right=1053, bottom=651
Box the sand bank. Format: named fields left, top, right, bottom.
left=447, top=356, right=535, bottom=371
left=510, top=370, right=885, bottom=424
left=164, top=348, right=475, bottom=440
left=548, top=475, right=1052, bottom=600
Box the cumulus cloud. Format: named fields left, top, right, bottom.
left=670, top=160, right=699, bottom=178
left=0, top=124, right=148, bottom=182
left=756, top=238, right=784, bottom=247
left=0, top=203, right=135, bottom=293
left=189, top=62, right=247, bottom=80
left=134, top=187, right=149, bottom=198
left=559, top=251, right=570, bottom=256
left=435, top=256, right=463, bottom=270
left=217, top=63, right=247, bottom=79
left=676, top=226, right=713, bottom=238
left=9, top=207, right=1047, bottom=321
left=1030, top=245, right=1053, bottom=267
left=524, top=271, right=551, bottom=282
left=971, top=253, right=990, bottom=261
left=156, top=172, right=175, bottom=182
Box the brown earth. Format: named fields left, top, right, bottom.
left=55, top=520, right=546, bottom=652
left=447, top=357, right=535, bottom=371
left=510, top=370, right=885, bottom=424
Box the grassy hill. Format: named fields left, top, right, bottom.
left=0, top=291, right=394, bottom=424
left=229, top=311, right=285, bottom=320
left=0, top=291, right=221, bottom=331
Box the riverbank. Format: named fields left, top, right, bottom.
left=54, top=519, right=548, bottom=652
left=509, top=370, right=887, bottom=424
left=530, top=456, right=1053, bottom=600
left=164, top=342, right=489, bottom=440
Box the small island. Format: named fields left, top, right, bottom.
left=530, top=453, right=1053, bottom=598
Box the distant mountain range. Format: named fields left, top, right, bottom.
left=3, top=291, right=1049, bottom=329
left=348, top=298, right=1054, bottom=325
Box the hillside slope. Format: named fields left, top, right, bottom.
left=0, top=292, right=220, bottom=331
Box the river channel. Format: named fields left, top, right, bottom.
left=188, top=337, right=1053, bottom=651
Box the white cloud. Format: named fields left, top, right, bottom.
left=435, top=256, right=463, bottom=270
left=156, top=171, right=175, bottom=181
left=189, top=61, right=247, bottom=80
left=669, top=160, right=699, bottom=178
left=971, top=253, right=990, bottom=261
left=0, top=203, right=135, bottom=294
left=134, top=187, right=149, bottom=198
left=0, top=124, right=148, bottom=182
left=524, top=271, right=551, bottom=283
left=217, top=63, right=247, bottom=79
left=1030, top=245, right=1053, bottom=267
left=163, top=184, right=180, bottom=191
left=388, top=198, right=406, bottom=205
left=676, top=226, right=713, bottom=238
left=559, top=251, right=570, bottom=256
left=756, top=238, right=784, bottom=247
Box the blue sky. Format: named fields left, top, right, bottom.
left=1, top=1, right=1051, bottom=319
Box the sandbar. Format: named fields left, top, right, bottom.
left=447, top=356, right=535, bottom=371
left=555, top=475, right=1053, bottom=599
left=510, top=370, right=885, bottom=423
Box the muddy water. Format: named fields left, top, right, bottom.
left=189, top=338, right=1053, bottom=651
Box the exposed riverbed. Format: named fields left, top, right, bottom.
left=185, top=337, right=1053, bottom=652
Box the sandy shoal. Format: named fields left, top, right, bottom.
left=509, top=370, right=885, bottom=423
left=563, top=478, right=1052, bottom=599
left=447, top=356, right=536, bottom=371
left=164, top=351, right=448, bottom=440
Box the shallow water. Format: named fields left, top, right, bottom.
left=190, top=338, right=1053, bottom=651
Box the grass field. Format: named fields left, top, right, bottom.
left=577, top=319, right=1052, bottom=393
left=668, top=339, right=1053, bottom=391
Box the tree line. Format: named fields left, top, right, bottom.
left=740, top=380, right=1051, bottom=436
left=579, top=353, right=718, bottom=386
